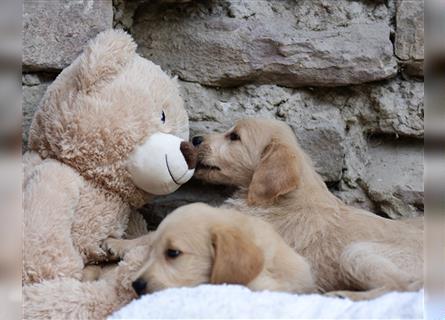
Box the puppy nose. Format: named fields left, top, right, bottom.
left=192, top=136, right=204, bottom=146
left=180, top=141, right=197, bottom=170
left=132, top=278, right=147, bottom=297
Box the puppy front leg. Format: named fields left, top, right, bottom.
left=101, top=232, right=155, bottom=260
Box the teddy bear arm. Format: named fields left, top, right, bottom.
left=23, top=160, right=84, bottom=283
left=23, top=151, right=44, bottom=187
left=126, top=210, right=149, bottom=239
left=70, top=184, right=133, bottom=264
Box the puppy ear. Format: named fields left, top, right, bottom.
left=247, top=141, right=301, bottom=206
left=77, top=29, right=137, bottom=92
left=210, top=224, right=264, bottom=285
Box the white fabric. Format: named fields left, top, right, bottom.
left=127, top=133, right=194, bottom=195
left=109, top=284, right=424, bottom=319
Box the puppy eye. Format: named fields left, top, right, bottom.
left=165, top=249, right=182, bottom=258
left=229, top=132, right=240, bottom=141
left=161, top=111, right=166, bottom=124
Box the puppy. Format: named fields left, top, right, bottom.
left=104, top=203, right=316, bottom=296
left=192, top=118, right=423, bottom=300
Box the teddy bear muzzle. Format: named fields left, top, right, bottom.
left=126, top=132, right=197, bottom=195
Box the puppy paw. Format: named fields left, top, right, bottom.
left=324, top=290, right=374, bottom=301
left=101, top=238, right=127, bottom=261
left=324, top=290, right=352, bottom=300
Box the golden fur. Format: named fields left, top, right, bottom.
left=23, top=29, right=192, bottom=319
left=104, top=203, right=316, bottom=295
left=194, top=118, right=423, bottom=300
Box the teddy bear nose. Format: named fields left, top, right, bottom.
left=192, top=136, right=204, bottom=146
left=180, top=141, right=197, bottom=170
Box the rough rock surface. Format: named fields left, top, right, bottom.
left=362, top=138, right=423, bottom=218
left=342, top=80, right=424, bottom=138
left=22, top=0, right=424, bottom=222
left=22, top=74, right=53, bottom=148
left=132, top=0, right=397, bottom=87
left=395, top=0, right=424, bottom=77
left=23, top=0, right=113, bottom=71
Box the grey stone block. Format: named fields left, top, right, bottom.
left=23, top=0, right=113, bottom=71
left=395, top=0, right=424, bottom=76
left=133, top=0, right=397, bottom=87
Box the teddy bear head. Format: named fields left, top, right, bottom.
left=28, top=30, right=196, bottom=207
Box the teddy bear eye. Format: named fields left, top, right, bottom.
left=165, top=249, right=182, bottom=259
left=229, top=132, right=240, bottom=141
left=161, top=111, right=166, bottom=124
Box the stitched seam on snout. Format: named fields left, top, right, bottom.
left=165, top=154, right=181, bottom=185
left=176, top=168, right=189, bottom=182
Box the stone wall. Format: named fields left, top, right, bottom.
left=22, top=0, right=424, bottom=226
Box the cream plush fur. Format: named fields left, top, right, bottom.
left=23, top=29, right=195, bottom=319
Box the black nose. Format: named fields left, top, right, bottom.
left=192, top=136, right=204, bottom=146
left=132, top=278, right=147, bottom=296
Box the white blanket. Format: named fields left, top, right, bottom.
left=109, top=285, right=423, bottom=319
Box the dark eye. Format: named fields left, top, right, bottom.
left=229, top=132, right=240, bottom=141
left=161, top=111, right=166, bottom=124
left=165, top=249, right=182, bottom=258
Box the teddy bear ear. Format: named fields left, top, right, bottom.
left=77, top=29, right=137, bottom=92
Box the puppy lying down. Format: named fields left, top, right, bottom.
left=103, top=203, right=316, bottom=296
left=192, top=118, right=423, bottom=301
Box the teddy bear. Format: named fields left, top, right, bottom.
left=23, top=29, right=197, bottom=319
